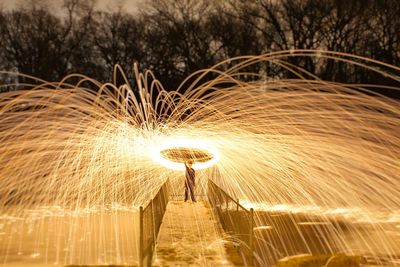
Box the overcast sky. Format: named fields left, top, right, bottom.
left=0, top=0, right=143, bottom=14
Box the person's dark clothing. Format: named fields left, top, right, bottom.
left=184, top=165, right=196, bottom=202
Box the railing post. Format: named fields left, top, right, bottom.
left=139, top=206, right=144, bottom=267
left=249, top=208, right=254, bottom=266
left=146, top=199, right=158, bottom=267
left=208, top=179, right=257, bottom=266
left=137, top=179, right=171, bottom=267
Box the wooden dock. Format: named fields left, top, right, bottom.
left=152, top=200, right=238, bottom=267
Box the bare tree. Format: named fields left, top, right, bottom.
left=0, top=0, right=399, bottom=98
left=208, top=4, right=262, bottom=60
left=366, top=0, right=400, bottom=66
left=317, top=0, right=368, bottom=82
left=87, top=9, right=145, bottom=82
left=0, top=0, right=94, bottom=81
left=141, top=0, right=217, bottom=90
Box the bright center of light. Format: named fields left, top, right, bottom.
left=152, top=139, right=220, bottom=170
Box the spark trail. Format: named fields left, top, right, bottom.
left=0, top=50, right=399, bottom=266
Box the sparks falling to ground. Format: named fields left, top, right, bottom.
left=0, top=50, right=399, bottom=266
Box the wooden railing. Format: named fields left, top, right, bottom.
left=207, top=179, right=255, bottom=266
left=139, top=179, right=170, bottom=267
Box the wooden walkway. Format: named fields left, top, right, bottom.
left=152, top=200, right=238, bottom=267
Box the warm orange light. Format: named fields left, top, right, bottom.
left=152, top=139, right=220, bottom=170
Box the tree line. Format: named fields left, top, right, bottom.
left=1, top=0, right=400, bottom=97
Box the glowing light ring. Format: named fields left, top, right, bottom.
left=152, top=139, right=220, bottom=170
left=161, top=147, right=214, bottom=163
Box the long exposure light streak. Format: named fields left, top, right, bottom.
left=0, top=50, right=399, bottom=266
left=154, top=139, right=220, bottom=170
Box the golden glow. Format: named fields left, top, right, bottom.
left=254, top=226, right=273, bottom=230
left=152, top=139, right=220, bottom=170
left=0, top=50, right=399, bottom=265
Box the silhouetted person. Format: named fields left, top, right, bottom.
left=184, top=162, right=196, bottom=202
